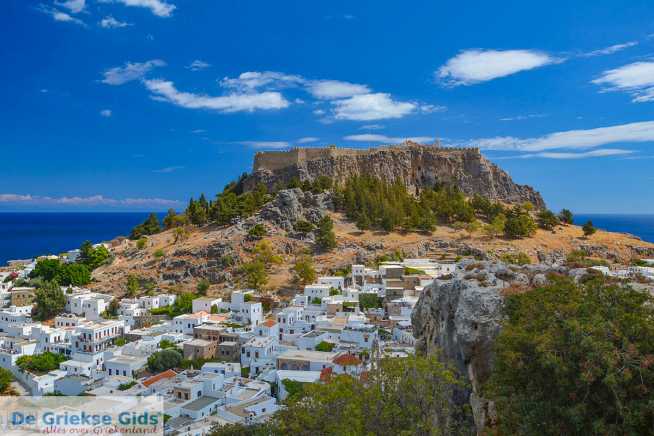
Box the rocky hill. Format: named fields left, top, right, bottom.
left=91, top=188, right=654, bottom=297
left=242, top=142, right=545, bottom=208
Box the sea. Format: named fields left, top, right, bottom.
left=0, top=212, right=652, bottom=266
left=0, top=212, right=164, bottom=266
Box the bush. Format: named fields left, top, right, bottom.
left=196, top=279, right=210, bottom=295
left=559, top=208, right=574, bottom=224
left=118, top=380, right=137, bottom=391
left=583, top=220, right=597, bottom=237
left=159, top=339, right=176, bottom=349
left=16, top=352, right=67, bottom=374
left=292, top=255, right=316, bottom=285
left=537, top=209, right=559, bottom=230
left=486, top=277, right=654, bottom=434
left=311, top=297, right=322, bottom=305
left=147, top=349, right=182, bottom=373
left=359, top=293, right=383, bottom=310
left=130, top=213, right=161, bottom=240
left=153, top=249, right=165, bottom=258
left=136, top=237, right=148, bottom=250
left=504, top=206, right=536, bottom=239
left=499, top=252, right=531, bottom=265
left=404, top=267, right=426, bottom=275
left=294, top=220, right=315, bottom=234
left=115, top=337, right=127, bottom=346
left=247, top=224, right=267, bottom=240
left=315, top=341, right=335, bottom=352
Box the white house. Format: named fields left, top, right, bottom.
left=192, top=297, right=222, bottom=314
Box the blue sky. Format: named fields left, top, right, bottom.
left=2, top=0, right=654, bottom=213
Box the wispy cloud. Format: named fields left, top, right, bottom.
left=153, top=165, right=183, bottom=173
left=502, top=149, right=634, bottom=159
left=360, top=124, right=384, bottom=130
left=55, top=0, right=86, bottom=13
left=101, top=59, right=165, bottom=85
left=99, top=16, right=131, bottom=28
left=144, top=79, right=290, bottom=112
left=307, top=80, right=370, bottom=99
left=297, top=137, right=319, bottom=144
left=344, top=134, right=434, bottom=144
left=460, top=121, right=654, bottom=152
left=100, top=109, right=112, bottom=117
left=38, top=5, right=86, bottom=26
left=98, top=0, right=176, bottom=18
left=241, top=141, right=290, bottom=149
left=580, top=41, right=638, bottom=57
left=592, top=61, right=654, bottom=103
left=499, top=113, right=548, bottom=122
left=437, top=49, right=560, bottom=86
left=186, top=60, right=211, bottom=71
left=0, top=194, right=181, bottom=207
left=219, top=71, right=304, bottom=92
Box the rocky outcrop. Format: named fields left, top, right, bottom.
left=258, top=188, right=332, bottom=232
left=243, top=143, right=545, bottom=208
left=412, top=260, right=601, bottom=433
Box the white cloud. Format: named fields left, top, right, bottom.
left=499, top=113, right=548, bottom=121
left=0, top=194, right=180, bottom=207
left=580, top=41, right=638, bottom=57
left=190, top=129, right=206, bottom=134
left=360, top=124, right=384, bottom=130
left=99, top=0, right=175, bottom=17
left=220, top=71, right=304, bottom=92
left=297, top=137, right=319, bottom=144
left=144, top=79, right=290, bottom=112
left=39, top=5, right=86, bottom=25
left=99, top=16, right=131, bottom=28
left=508, top=149, right=634, bottom=159
left=101, top=59, right=165, bottom=85
left=55, top=0, right=85, bottom=13
left=241, top=141, right=290, bottom=149
left=332, top=93, right=416, bottom=121
left=344, top=134, right=434, bottom=144
left=153, top=165, right=183, bottom=173
left=461, top=121, right=654, bottom=151
left=186, top=60, right=211, bottom=71
left=100, top=109, right=112, bottom=117
left=307, top=80, right=370, bottom=99
left=437, top=49, right=558, bottom=86
left=420, top=104, right=446, bottom=113
left=592, top=61, right=654, bottom=103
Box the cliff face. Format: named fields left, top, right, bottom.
left=243, top=143, right=545, bottom=208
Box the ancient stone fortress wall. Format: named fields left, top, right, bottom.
left=253, top=143, right=480, bottom=172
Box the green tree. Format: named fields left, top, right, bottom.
left=247, top=224, right=267, bottom=240
left=30, top=258, right=62, bottom=281
left=294, top=220, right=315, bottom=234
left=57, top=263, right=91, bottom=286
left=241, top=261, right=268, bottom=290
left=126, top=275, right=140, bottom=297
left=16, top=352, right=67, bottom=373
left=483, top=213, right=506, bottom=238
left=32, top=281, right=66, bottom=321
left=537, top=209, right=560, bottom=231
left=292, top=255, right=316, bottom=285
left=583, top=220, right=597, bottom=237
left=315, top=341, right=335, bottom=352
left=315, top=215, right=337, bottom=251
left=253, top=240, right=283, bottom=267
left=79, top=241, right=110, bottom=270
left=130, top=213, right=161, bottom=239
left=486, top=277, right=654, bottom=435
left=559, top=208, right=574, bottom=225
left=504, top=206, right=537, bottom=239
left=136, top=237, right=148, bottom=250
left=196, top=279, right=210, bottom=296
left=147, top=349, right=182, bottom=373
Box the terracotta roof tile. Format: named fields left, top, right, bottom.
left=142, top=369, right=177, bottom=387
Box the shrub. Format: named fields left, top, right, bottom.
left=504, top=206, right=536, bottom=239
left=537, top=209, right=560, bottom=230
left=559, top=208, right=574, bottom=224
left=315, top=216, right=337, bottom=251
left=147, top=349, right=182, bottom=373
left=196, top=279, right=210, bottom=295
left=311, top=297, right=322, bottom=305
left=359, top=293, right=382, bottom=310
left=136, top=237, right=148, bottom=250
left=294, top=220, right=315, bottom=234
left=315, top=341, right=335, bottom=352
left=115, top=337, right=127, bottom=346
left=16, top=352, right=67, bottom=374
left=499, top=252, right=531, bottom=265
left=118, top=380, right=137, bottom=391
left=486, top=277, right=654, bottom=434
left=292, top=255, right=316, bottom=285
left=153, top=249, right=165, bottom=258
left=583, top=220, right=597, bottom=237
left=247, top=224, right=267, bottom=240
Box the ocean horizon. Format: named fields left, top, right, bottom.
left=0, top=212, right=652, bottom=266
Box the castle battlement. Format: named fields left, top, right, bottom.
left=253, top=143, right=480, bottom=172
